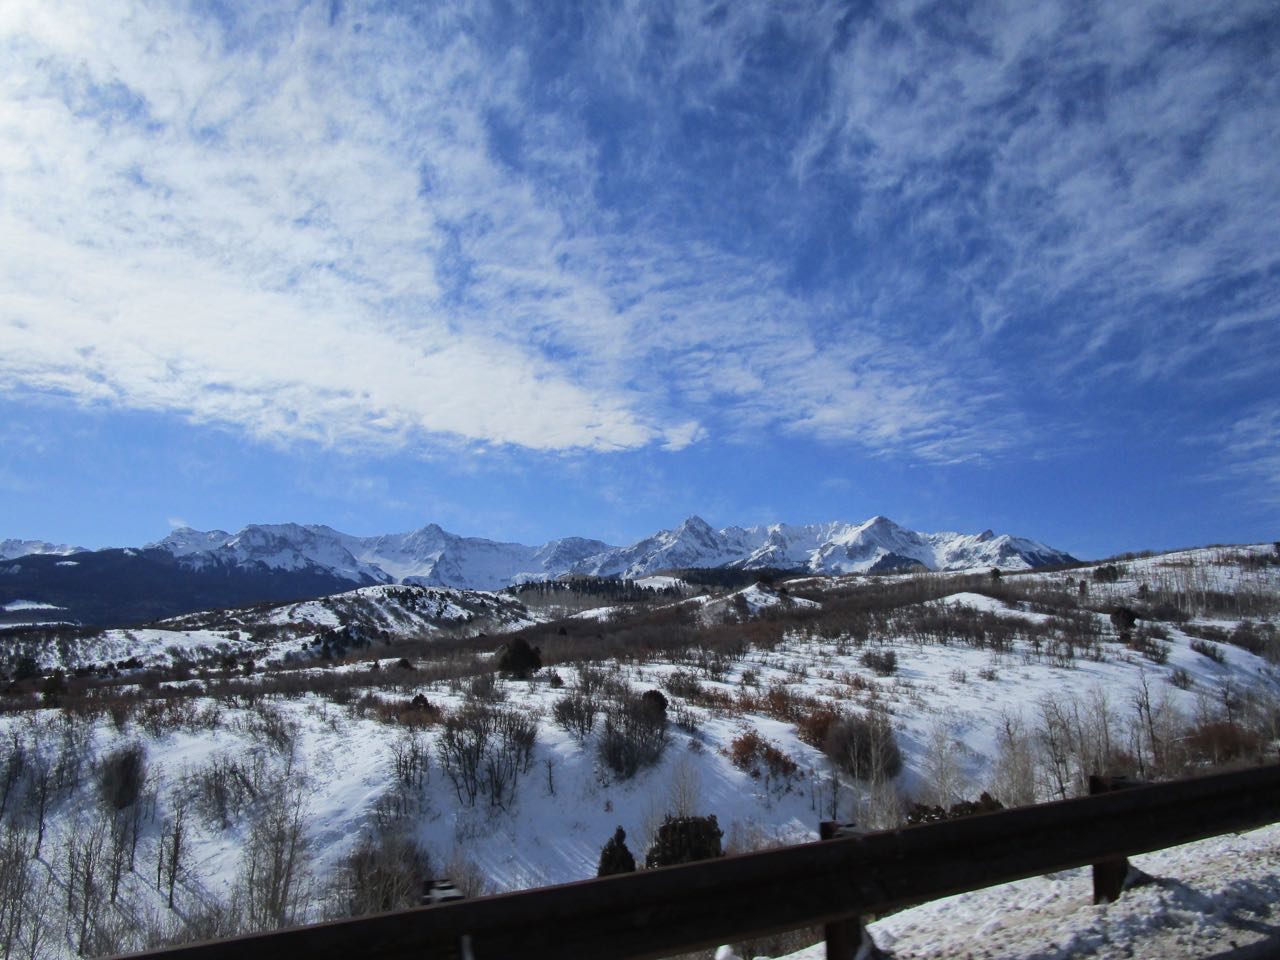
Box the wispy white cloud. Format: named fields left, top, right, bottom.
left=0, top=0, right=1020, bottom=465
left=0, top=1, right=681, bottom=453
left=1219, top=407, right=1280, bottom=508
left=793, top=0, right=1280, bottom=381
left=0, top=0, right=1275, bottom=476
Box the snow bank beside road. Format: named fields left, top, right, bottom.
left=776, top=823, right=1280, bottom=959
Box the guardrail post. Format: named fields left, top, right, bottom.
left=819, top=821, right=880, bottom=960
left=1089, top=775, right=1149, bottom=904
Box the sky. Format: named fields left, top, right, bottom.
left=0, top=0, right=1277, bottom=560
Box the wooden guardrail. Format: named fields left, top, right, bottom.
left=114, top=763, right=1280, bottom=960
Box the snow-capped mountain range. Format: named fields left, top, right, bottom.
left=0, top=516, right=1074, bottom=626
left=144, top=515, right=1074, bottom=591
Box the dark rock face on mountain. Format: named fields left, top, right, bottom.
left=0, top=549, right=376, bottom=628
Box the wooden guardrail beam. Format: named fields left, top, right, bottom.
left=112, top=763, right=1280, bottom=960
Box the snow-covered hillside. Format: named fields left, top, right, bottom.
left=1, top=584, right=542, bottom=673
left=141, top=515, right=1075, bottom=591
left=0, top=541, right=1274, bottom=960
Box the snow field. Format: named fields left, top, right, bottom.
left=774, top=823, right=1280, bottom=960
left=0, top=543, right=1276, bottom=958
left=10, top=587, right=1279, bottom=874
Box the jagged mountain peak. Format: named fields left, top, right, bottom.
left=859, top=514, right=899, bottom=532
left=149, top=527, right=231, bottom=552
left=675, top=514, right=714, bottom=534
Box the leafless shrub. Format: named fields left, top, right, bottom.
left=1186, top=720, right=1264, bottom=765
left=465, top=672, right=503, bottom=702
left=0, top=823, right=55, bottom=960
left=1230, top=620, right=1279, bottom=661
left=334, top=830, right=431, bottom=917
left=552, top=693, right=597, bottom=743
left=390, top=730, right=430, bottom=790
left=599, top=692, right=669, bottom=780
left=244, top=701, right=298, bottom=755
left=371, top=787, right=426, bottom=833
left=662, top=670, right=705, bottom=701
left=53, top=724, right=86, bottom=801
left=189, top=752, right=264, bottom=829
left=794, top=704, right=841, bottom=749
left=859, top=648, right=898, bottom=677
left=483, top=709, right=537, bottom=807
left=439, top=848, right=489, bottom=899
left=65, top=812, right=110, bottom=956
left=919, top=720, right=966, bottom=808
left=437, top=706, right=537, bottom=808
left=1131, top=672, right=1188, bottom=780
left=437, top=707, right=489, bottom=807
left=231, top=784, right=312, bottom=932
left=575, top=664, right=610, bottom=699
left=24, top=750, right=54, bottom=856
left=136, top=698, right=200, bottom=737
left=672, top=702, right=700, bottom=733
left=193, top=700, right=224, bottom=730
left=990, top=712, right=1037, bottom=807
left=726, top=728, right=799, bottom=785
left=1190, top=637, right=1226, bottom=664
left=666, top=755, right=702, bottom=819
left=0, top=733, right=26, bottom=825
left=823, top=708, right=902, bottom=782
left=106, top=699, right=134, bottom=732
left=157, top=792, right=191, bottom=910
left=1125, top=629, right=1170, bottom=665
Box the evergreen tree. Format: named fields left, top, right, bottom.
left=597, top=826, right=636, bottom=877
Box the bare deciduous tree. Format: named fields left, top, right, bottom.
left=437, top=706, right=537, bottom=808
left=159, top=794, right=190, bottom=910
left=990, top=711, right=1036, bottom=807
left=333, top=830, right=430, bottom=918
left=667, top=756, right=701, bottom=819
left=233, top=786, right=311, bottom=932
left=65, top=813, right=109, bottom=956
left=0, top=733, right=26, bottom=823
left=920, top=720, right=965, bottom=809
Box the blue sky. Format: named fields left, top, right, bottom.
left=1, top=0, right=1277, bottom=559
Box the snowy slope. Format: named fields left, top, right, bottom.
left=6, top=587, right=1276, bottom=948
left=0, top=543, right=1274, bottom=960
left=4, top=584, right=541, bottom=672
left=778, top=823, right=1280, bottom=960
